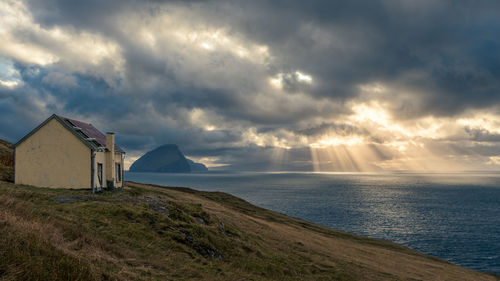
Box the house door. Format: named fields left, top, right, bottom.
left=116, top=163, right=121, bottom=183
left=97, top=163, right=103, bottom=188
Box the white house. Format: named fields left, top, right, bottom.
left=15, top=114, right=125, bottom=191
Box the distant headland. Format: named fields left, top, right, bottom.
left=129, top=144, right=208, bottom=173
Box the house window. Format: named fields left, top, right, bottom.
left=116, top=163, right=121, bottom=182
left=97, top=163, right=103, bottom=187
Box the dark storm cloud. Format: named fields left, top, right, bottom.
left=26, top=0, right=500, bottom=117
left=0, top=89, right=50, bottom=142
left=2, top=0, right=500, bottom=170
left=259, top=1, right=500, bottom=116
left=297, top=122, right=366, bottom=137
left=181, top=145, right=315, bottom=171
left=464, top=127, right=500, bottom=142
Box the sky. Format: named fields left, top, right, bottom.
left=1, top=0, right=500, bottom=172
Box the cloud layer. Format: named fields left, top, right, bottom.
left=1, top=0, right=500, bottom=171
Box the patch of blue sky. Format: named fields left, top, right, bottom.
left=0, top=56, right=21, bottom=84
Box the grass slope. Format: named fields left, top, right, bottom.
left=0, top=139, right=13, bottom=182
left=0, top=180, right=498, bottom=281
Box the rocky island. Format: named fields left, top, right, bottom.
left=129, top=144, right=208, bottom=173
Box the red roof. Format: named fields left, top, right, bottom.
left=57, top=115, right=125, bottom=154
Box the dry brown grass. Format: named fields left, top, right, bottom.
left=0, top=155, right=13, bottom=167
left=0, top=139, right=13, bottom=182
left=0, top=194, right=124, bottom=280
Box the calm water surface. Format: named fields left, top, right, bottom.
left=126, top=171, right=500, bottom=274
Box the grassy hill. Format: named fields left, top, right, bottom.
left=0, top=139, right=13, bottom=182
left=0, top=138, right=497, bottom=280
left=0, top=180, right=498, bottom=281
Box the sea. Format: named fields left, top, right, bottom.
left=125, top=171, right=500, bottom=274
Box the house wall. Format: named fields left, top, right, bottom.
left=105, top=133, right=115, bottom=186
left=92, top=151, right=124, bottom=189
left=115, top=152, right=124, bottom=188
left=94, top=151, right=106, bottom=189
left=15, top=118, right=91, bottom=188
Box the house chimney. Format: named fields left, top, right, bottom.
left=106, top=132, right=115, bottom=189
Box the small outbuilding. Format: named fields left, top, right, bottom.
left=14, top=114, right=125, bottom=191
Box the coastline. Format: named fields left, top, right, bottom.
left=0, top=179, right=497, bottom=280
